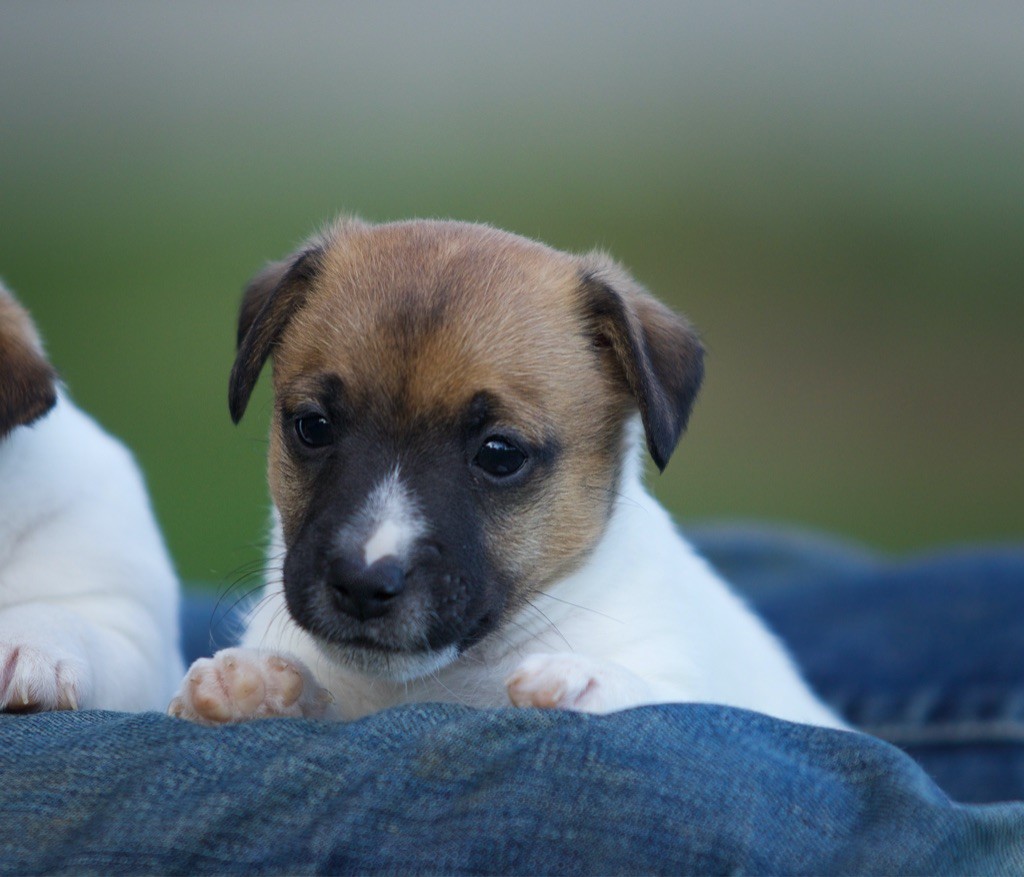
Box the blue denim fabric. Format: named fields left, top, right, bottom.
left=2, top=527, right=1022, bottom=875
left=1, top=705, right=1022, bottom=875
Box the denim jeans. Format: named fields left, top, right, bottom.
left=2, top=526, right=1023, bottom=875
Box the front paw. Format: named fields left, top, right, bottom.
left=167, top=648, right=331, bottom=725
left=506, top=652, right=652, bottom=713
left=0, top=642, right=89, bottom=712
left=506, top=653, right=607, bottom=712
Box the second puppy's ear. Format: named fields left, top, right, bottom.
left=0, top=285, right=58, bottom=440
left=229, top=247, right=323, bottom=424
left=579, top=255, right=705, bottom=472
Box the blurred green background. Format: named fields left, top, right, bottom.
left=1, top=2, right=1021, bottom=586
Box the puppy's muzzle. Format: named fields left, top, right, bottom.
left=326, top=553, right=405, bottom=622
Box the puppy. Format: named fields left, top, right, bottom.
left=169, top=218, right=841, bottom=729
left=0, top=282, right=183, bottom=711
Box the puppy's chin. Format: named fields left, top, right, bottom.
left=312, top=637, right=459, bottom=683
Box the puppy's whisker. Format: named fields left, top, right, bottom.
left=208, top=575, right=269, bottom=651
left=220, top=563, right=266, bottom=584
left=256, top=603, right=293, bottom=654
left=582, top=483, right=646, bottom=513
left=216, top=573, right=264, bottom=605
left=220, top=585, right=272, bottom=623
left=208, top=586, right=286, bottom=653
left=242, top=588, right=285, bottom=619
left=479, top=627, right=529, bottom=665
left=214, top=555, right=283, bottom=602
left=534, top=592, right=623, bottom=624
left=520, top=600, right=573, bottom=652
left=424, top=664, right=472, bottom=707
left=216, top=565, right=265, bottom=593
left=219, top=547, right=284, bottom=578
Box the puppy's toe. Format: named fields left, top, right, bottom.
left=506, top=653, right=604, bottom=711
left=0, top=643, right=88, bottom=713
left=168, top=648, right=331, bottom=725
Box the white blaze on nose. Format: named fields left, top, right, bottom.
left=360, top=469, right=424, bottom=567
left=364, top=519, right=404, bottom=566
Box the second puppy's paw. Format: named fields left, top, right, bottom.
left=168, top=648, right=331, bottom=725
left=506, top=652, right=650, bottom=714
left=0, top=642, right=90, bottom=712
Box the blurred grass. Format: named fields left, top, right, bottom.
left=1, top=3, right=1021, bottom=586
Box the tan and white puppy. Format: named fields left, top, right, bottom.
left=170, top=218, right=841, bottom=729
left=0, top=282, right=183, bottom=712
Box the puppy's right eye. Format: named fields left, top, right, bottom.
left=295, top=413, right=333, bottom=448
left=473, top=436, right=527, bottom=478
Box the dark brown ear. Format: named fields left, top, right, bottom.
left=228, top=247, right=323, bottom=423
left=0, top=288, right=58, bottom=440
left=579, top=255, right=704, bottom=471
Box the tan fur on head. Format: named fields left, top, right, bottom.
left=0, top=283, right=57, bottom=439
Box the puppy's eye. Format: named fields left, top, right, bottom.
left=294, top=413, right=333, bottom=448
left=473, top=436, right=527, bottom=478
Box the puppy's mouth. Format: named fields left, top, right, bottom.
left=308, top=614, right=496, bottom=683
left=284, top=571, right=500, bottom=682
left=313, top=637, right=460, bottom=683
left=308, top=608, right=497, bottom=656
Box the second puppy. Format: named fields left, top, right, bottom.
left=0, top=282, right=183, bottom=712
left=170, top=218, right=841, bottom=728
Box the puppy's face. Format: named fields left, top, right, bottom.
left=231, top=219, right=703, bottom=679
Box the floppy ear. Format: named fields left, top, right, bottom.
left=579, top=255, right=704, bottom=472
left=228, top=247, right=323, bottom=423
left=0, top=287, right=58, bottom=440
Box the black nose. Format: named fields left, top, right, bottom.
left=327, top=555, right=405, bottom=621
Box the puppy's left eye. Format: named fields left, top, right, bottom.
left=295, top=413, right=333, bottom=448
left=473, top=437, right=527, bottom=478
